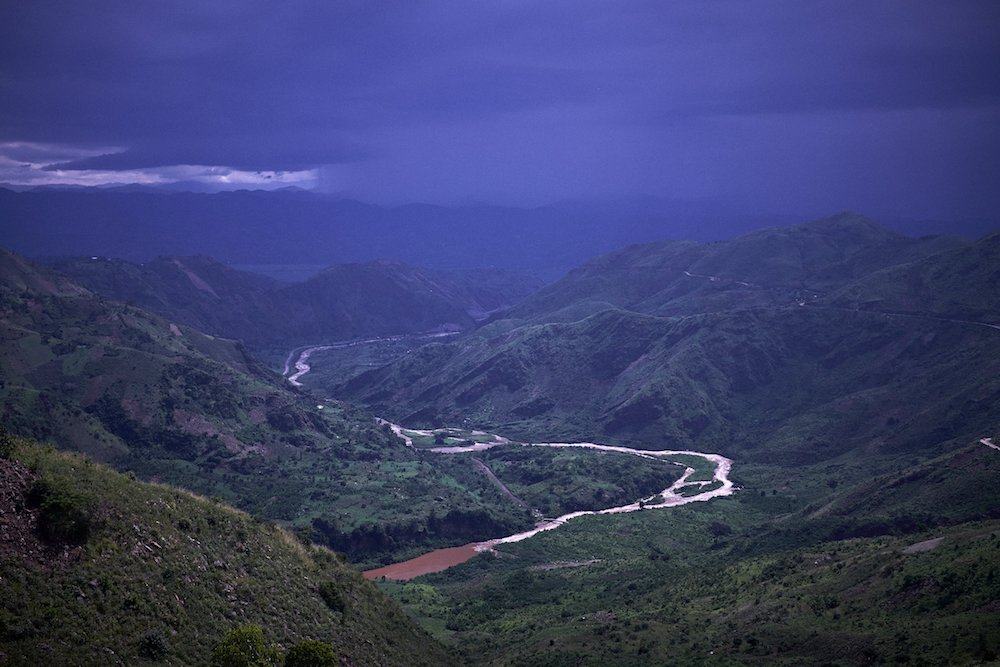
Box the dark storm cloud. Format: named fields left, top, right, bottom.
left=1, top=1, right=998, bottom=216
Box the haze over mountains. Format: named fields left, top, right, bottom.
left=4, top=187, right=995, bottom=280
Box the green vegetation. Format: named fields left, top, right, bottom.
left=211, top=625, right=282, bottom=667
left=0, top=433, right=455, bottom=666
left=480, top=446, right=683, bottom=516
left=0, top=250, right=537, bottom=566
left=208, top=625, right=337, bottom=667
left=386, top=470, right=1000, bottom=666
left=345, top=218, right=1000, bottom=664
left=284, top=638, right=338, bottom=666
left=3, top=217, right=999, bottom=665
left=25, top=476, right=93, bottom=544
left=338, top=221, right=999, bottom=474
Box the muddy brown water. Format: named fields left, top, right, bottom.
left=363, top=543, right=482, bottom=581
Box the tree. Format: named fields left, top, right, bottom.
left=210, top=625, right=281, bottom=667
left=285, top=640, right=338, bottom=667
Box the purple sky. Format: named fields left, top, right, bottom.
left=1, top=1, right=998, bottom=219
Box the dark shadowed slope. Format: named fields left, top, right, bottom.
left=50, top=255, right=543, bottom=348
left=496, top=213, right=967, bottom=326
left=824, top=231, right=1000, bottom=324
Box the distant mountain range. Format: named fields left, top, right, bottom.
left=4, top=187, right=995, bottom=279
left=47, top=254, right=541, bottom=348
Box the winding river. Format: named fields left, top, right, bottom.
left=364, top=422, right=735, bottom=580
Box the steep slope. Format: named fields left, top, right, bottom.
left=824, top=231, right=1000, bottom=324
left=335, top=217, right=999, bottom=460
left=0, top=433, right=456, bottom=666
left=50, top=255, right=542, bottom=348
left=47, top=255, right=280, bottom=343
left=0, top=249, right=532, bottom=563
left=277, top=261, right=540, bottom=344
left=497, top=213, right=965, bottom=325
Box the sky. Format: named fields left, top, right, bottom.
left=1, top=1, right=999, bottom=220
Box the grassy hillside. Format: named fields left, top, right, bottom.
left=824, top=231, right=1000, bottom=324
left=336, top=303, right=1000, bottom=463
left=0, top=431, right=456, bottom=666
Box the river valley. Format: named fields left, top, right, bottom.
left=364, top=422, right=736, bottom=580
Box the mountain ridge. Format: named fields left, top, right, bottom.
left=332, top=215, right=999, bottom=461
left=47, top=254, right=542, bottom=349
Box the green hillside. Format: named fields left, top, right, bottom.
left=494, top=213, right=965, bottom=326
left=0, top=248, right=536, bottom=566
left=334, top=217, right=998, bottom=458
left=336, top=298, right=1000, bottom=462
left=825, top=231, right=1000, bottom=324
left=330, top=216, right=1000, bottom=664
left=4, top=212, right=999, bottom=666
left=0, top=431, right=456, bottom=666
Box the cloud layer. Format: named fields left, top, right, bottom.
left=1, top=1, right=998, bottom=217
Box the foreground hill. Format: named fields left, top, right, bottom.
left=0, top=432, right=455, bottom=666
left=49, top=255, right=541, bottom=348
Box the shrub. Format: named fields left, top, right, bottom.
left=285, top=639, right=338, bottom=667
left=210, top=625, right=281, bottom=667
left=0, top=427, right=15, bottom=459
left=138, top=629, right=168, bottom=660
left=26, top=478, right=92, bottom=545
left=318, top=581, right=346, bottom=614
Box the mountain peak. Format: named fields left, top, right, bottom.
left=802, top=211, right=900, bottom=240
